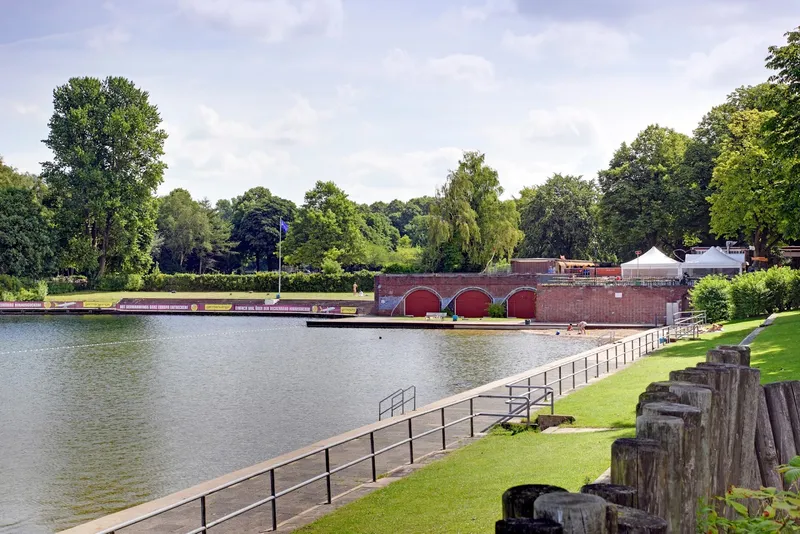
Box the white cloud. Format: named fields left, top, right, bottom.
left=383, top=49, right=497, bottom=91
left=87, top=27, right=130, bottom=49
left=502, top=22, right=632, bottom=66
left=344, top=147, right=464, bottom=199
left=13, top=103, right=41, bottom=116
left=461, top=0, right=516, bottom=22
left=178, top=0, right=343, bottom=42
left=524, top=107, right=600, bottom=146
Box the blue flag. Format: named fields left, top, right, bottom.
left=280, top=219, right=289, bottom=233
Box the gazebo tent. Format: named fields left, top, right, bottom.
left=620, top=247, right=682, bottom=279
left=683, top=247, right=743, bottom=277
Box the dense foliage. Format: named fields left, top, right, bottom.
left=690, top=267, right=800, bottom=320
left=3, top=28, right=800, bottom=291
left=140, top=271, right=377, bottom=293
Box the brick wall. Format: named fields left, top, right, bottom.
left=536, top=285, right=689, bottom=325
left=374, top=274, right=689, bottom=324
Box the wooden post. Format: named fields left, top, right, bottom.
left=697, top=363, right=739, bottom=494
left=707, top=348, right=746, bottom=366
left=580, top=483, right=637, bottom=508
left=635, top=391, right=679, bottom=417
left=781, top=382, right=800, bottom=452
left=667, top=385, right=714, bottom=503
left=636, top=414, right=684, bottom=532
left=737, top=367, right=762, bottom=491
left=503, top=485, right=568, bottom=519
left=534, top=493, right=609, bottom=534
left=610, top=438, right=667, bottom=519
left=612, top=505, right=668, bottom=534
left=641, top=403, right=701, bottom=534
left=645, top=380, right=698, bottom=394
left=764, top=382, right=797, bottom=464
left=716, top=345, right=751, bottom=366
left=755, top=386, right=782, bottom=489
left=496, top=518, right=564, bottom=533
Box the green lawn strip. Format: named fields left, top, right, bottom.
left=297, top=429, right=632, bottom=534
left=544, top=317, right=765, bottom=429
left=45, top=291, right=373, bottom=302
left=749, top=310, right=800, bottom=384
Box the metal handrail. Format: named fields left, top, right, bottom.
left=378, top=385, right=416, bottom=420
left=87, top=327, right=679, bottom=534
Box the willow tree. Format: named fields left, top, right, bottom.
left=426, top=151, right=522, bottom=272
left=42, top=76, right=167, bottom=277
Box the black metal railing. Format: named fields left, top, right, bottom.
left=378, top=386, right=416, bottom=420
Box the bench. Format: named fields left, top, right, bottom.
left=425, top=312, right=447, bottom=320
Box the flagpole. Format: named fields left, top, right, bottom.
left=278, top=218, right=282, bottom=299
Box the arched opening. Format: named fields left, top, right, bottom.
left=404, top=289, right=441, bottom=317
left=507, top=289, right=536, bottom=319
left=454, top=289, right=492, bottom=318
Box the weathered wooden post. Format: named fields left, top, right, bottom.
left=612, top=505, right=668, bottom=533
left=496, top=518, right=564, bottom=533
left=666, top=384, right=714, bottom=503
left=755, top=386, right=782, bottom=489
left=534, top=493, right=609, bottom=533
left=782, top=382, right=800, bottom=452
left=635, top=414, right=684, bottom=532
left=736, top=367, right=761, bottom=491
left=707, top=347, right=747, bottom=366
left=610, top=438, right=667, bottom=519
left=697, top=362, right=738, bottom=493
left=716, top=344, right=751, bottom=366
left=764, top=382, right=798, bottom=464
left=635, top=391, right=679, bottom=417
left=641, top=403, right=701, bottom=534
left=580, top=483, right=637, bottom=508
left=502, top=485, right=568, bottom=520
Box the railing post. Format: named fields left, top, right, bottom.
left=571, top=361, right=575, bottom=390
left=440, top=408, right=446, bottom=450
left=595, top=353, right=599, bottom=378
left=557, top=366, right=562, bottom=395
left=370, top=432, right=376, bottom=482
left=408, top=418, right=414, bottom=464
left=615, top=344, right=619, bottom=368
left=606, top=348, right=610, bottom=372
left=324, top=448, right=332, bottom=504
left=469, top=398, right=474, bottom=437
left=584, top=356, right=588, bottom=384
left=200, top=495, right=207, bottom=533
left=270, top=469, right=277, bottom=531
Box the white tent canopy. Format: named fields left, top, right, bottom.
left=621, top=247, right=682, bottom=279
left=683, top=247, right=743, bottom=276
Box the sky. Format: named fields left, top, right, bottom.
left=1, top=0, right=798, bottom=206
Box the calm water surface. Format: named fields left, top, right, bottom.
left=0, top=315, right=598, bottom=533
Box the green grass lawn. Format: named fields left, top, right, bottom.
left=548, top=317, right=766, bottom=428
left=297, top=313, right=800, bottom=534
left=46, top=291, right=373, bottom=302
left=750, top=310, right=800, bottom=383
left=297, top=429, right=632, bottom=534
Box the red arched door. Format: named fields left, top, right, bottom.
left=404, top=289, right=440, bottom=317
left=507, top=290, right=536, bottom=319
left=454, top=290, right=491, bottom=318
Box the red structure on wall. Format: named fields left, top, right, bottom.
left=507, top=289, right=536, bottom=319
left=404, top=289, right=441, bottom=317
left=453, top=289, right=492, bottom=318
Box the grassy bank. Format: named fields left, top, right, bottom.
left=45, top=291, right=373, bottom=302
left=298, top=314, right=798, bottom=533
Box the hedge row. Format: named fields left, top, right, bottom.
left=690, top=267, right=800, bottom=322
left=0, top=275, right=48, bottom=301
left=97, top=271, right=379, bottom=293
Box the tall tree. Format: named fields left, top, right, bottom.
left=427, top=151, right=522, bottom=271
left=0, top=156, right=39, bottom=191
left=766, top=26, right=800, bottom=157
left=518, top=174, right=600, bottom=260
left=233, top=194, right=296, bottom=271
left=284, top=181, right=366, bottom=268
left=0, top=188, right=53, bottom=277
left=42, top=76, right=167, bottom=277
left=708, top=109, right=799, bottom=259
left=155, top=189, right=212, bottom=271
left=598, top=125, right=690, bottom=259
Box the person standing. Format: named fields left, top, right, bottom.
left=578, top=320, right=587, bottom=335
left=353, top=282, right=358, bottom=296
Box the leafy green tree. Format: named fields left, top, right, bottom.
left=360, top=207, right=400, bottom=250
left=427, top=151, right=522, bottom=271
left=155, top=189, right=212, bottom=271
left=404, top=214, right=430, bottom=247
left=232, top=190, right=296, bottom=271
left=598, top=125, right=690, bottom=259
left=42, top=76, right=167, bottom=277
left=518, top=174, right=600, bottom=259
left=0, top=156, right=39, bottom=191
left=284, top=181, right=366, bottom=268
left=766, top=26, right=800, bottom=157
left=708, top=109, right=799, bottom=259
left=195, top=199, right=235, bottom=274
left=0, top=188, right=53, bottom=277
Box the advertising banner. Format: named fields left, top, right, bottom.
left=0, top=301, right=49, bottom=309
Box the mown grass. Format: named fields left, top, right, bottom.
left=46, top=291, right=373, bottom=302
left=750, top=310, right=800, bottom=384
left=296, top=429, right=632, bottom=534
left=549, top=317, right=766, bottom=428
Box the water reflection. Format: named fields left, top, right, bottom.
left=0, top=315, right=598, bottom=533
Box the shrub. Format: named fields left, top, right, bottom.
left=790, top=270, right=800, bottom=310
left=729, top=270, right=770, bottom=319
left=97, top=274, right=144, bottom=291
left=321, top=258, right=344, bottom=275
left=763, top=266, right=794, bottom=312
left=488, top=302, right=506, bottom=318
left=0, top=276, right=46, bottom=301
left=689, top=275, right=731, bottom=323
left=47, top=276, right=89, bottom=295
left=140, top=271, right=379, bottom=293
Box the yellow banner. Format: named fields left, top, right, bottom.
left=340, top=307, right=358, bottom=314
left=82, top=301, right=114, bottom=308
left=205, top=304, right=232, bottom=311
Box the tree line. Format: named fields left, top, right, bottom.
left=2, top=27, right=800, bottom=282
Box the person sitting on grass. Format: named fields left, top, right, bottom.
left=567, top=323, right=574, bottom=335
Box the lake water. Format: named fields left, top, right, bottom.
left=0, top=315, right=599, bottom=533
